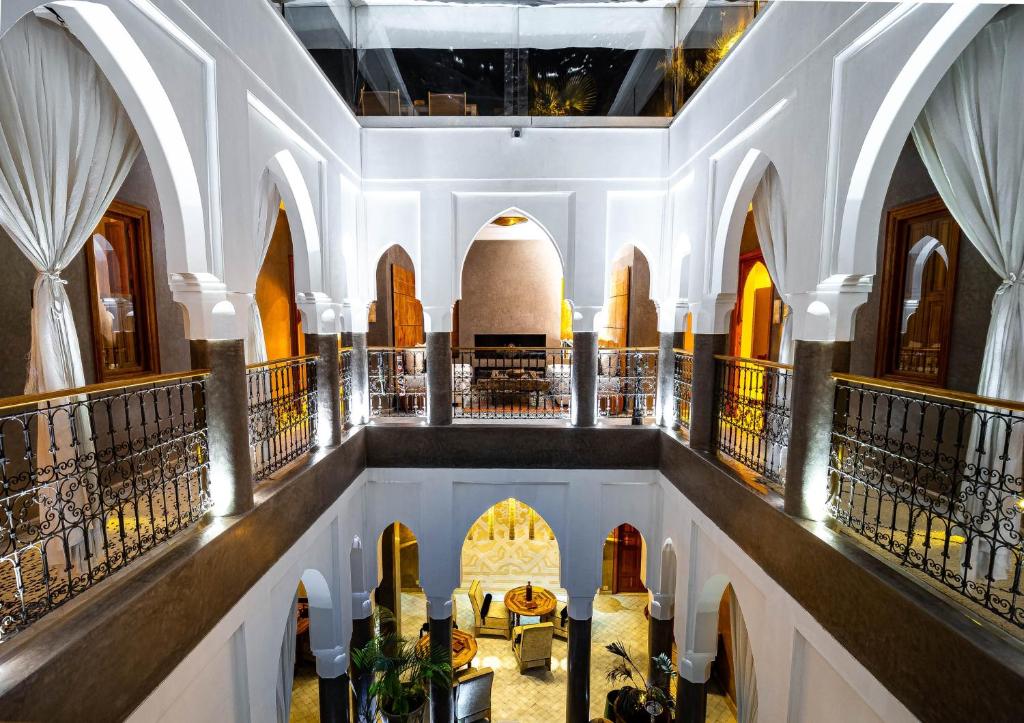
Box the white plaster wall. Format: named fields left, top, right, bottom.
left=130, top=467, right=916, bottom=722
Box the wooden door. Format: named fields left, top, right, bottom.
left=613, top=524, right=645, bottom=593
left=391, top=264, right=424, bottom=347
left=602, top=266, right=631, bottom=348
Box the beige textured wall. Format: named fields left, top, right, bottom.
left=459, top=238, right=562, bottom=348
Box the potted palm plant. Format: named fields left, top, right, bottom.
left=351, top=608, right=452, bottom=723
left=604, top=641, right=676, bottom=723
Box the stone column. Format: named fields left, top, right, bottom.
left=656, top=332, right=676, bottom=428
left=427, top=596, right=453, bottom=723
left=350, top=332, right=370, bottom=424
left=784, top=340, right=850, bottom=520
left=189, top=339, right=252, bottom=516
left=571, top=332, right=598, bottom=427
left=306, top=333, right=343, bottom=447
left=648, top=614, right=674, bottom=695
left=687, top=333, right=728, bottom=452
left=318, top=673, right=350, bottom=723
left=675, top=679, right=707, bottom=723
left=566, top=597, right=593, bottom=723
left=426, top=332, right=453, bottom=426
left=350, top=613, right=373, bottom=723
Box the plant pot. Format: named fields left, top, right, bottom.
left=381, top=699, right=427, bottom=723
left=612, top=688, right=671, bottom=723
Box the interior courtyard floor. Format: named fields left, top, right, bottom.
left=288, top=590, right=736, bottom=723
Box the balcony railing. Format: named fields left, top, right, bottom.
left=0, top=371, right=210, bottom=641
left=673, top=350, right=693, bottom=431
left=597, top=348, right=658, bottom=422
left=714, top=355, right=792, bottom=490
left=828, top=374, right=1024, bottom=629
left=369, top=347, right=426, bottom=418
left=339, top=346, right=353, bottom=426
left=452, top=347, right=572, bottom=420
left=246, top=355, right=319, bottom=479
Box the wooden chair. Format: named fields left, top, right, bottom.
left=428, top=91, right=467, bottom=116
left=359, top=88, right=400, bottom=116
left=512, top=622, right=554, bottom=673
left=468, top=580, right=509, bottom=639
left=453, top=667, right=493, bottom=723
left=545, top=604, right=569, bottom=640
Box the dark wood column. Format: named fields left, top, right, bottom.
left=648, top=615, right=674, bottom=695
left=427, top=614, right=453, bottom=723
left=318, top=673, right=350, bottom=723
left=566, top=616, right=592, bottom=723
left=675, top=678, right=707, bottom=723
left=350, top=616, right=373, bottom=723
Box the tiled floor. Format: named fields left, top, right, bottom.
left=287, top=590, right=736, bottom=722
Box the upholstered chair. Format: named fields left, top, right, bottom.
left=512, top=622, right=554, bottom=673
left=546, top=604, right=569, bottom=640
left=453, top=667, right=494, bottom=723
left=469, top=580, right=510, bottom=639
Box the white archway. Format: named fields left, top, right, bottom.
left=835, top=3, right=1001, bottom=279
left=456, top=207, right=565, bottom=302
left=260, top=149, right=323, bottom=295
left=5, top=2, right=210, bottom=276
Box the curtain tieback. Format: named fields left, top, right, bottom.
left=996, top=273, right=1021, bottom=296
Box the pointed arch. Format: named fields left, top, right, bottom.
left=4, top=2, right=209, bottom=275
left=260, top=149, right=323, bottom=295
left=835, top=3, right=1000, bottom=279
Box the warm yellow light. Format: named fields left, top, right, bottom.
left=492, top=215, right=529, bottom=227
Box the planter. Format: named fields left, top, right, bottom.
left=612, top=688, right=671, bottom=723
left=381, top=699, right=426, bottom=723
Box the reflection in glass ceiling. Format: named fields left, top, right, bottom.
left=271, top=1, right=767, bottom=119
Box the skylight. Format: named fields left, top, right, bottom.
left=272, top=0, right=767, bottom=119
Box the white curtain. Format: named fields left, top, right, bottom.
left=751, top=164, right=793, bottom=365
left=247, top=174, right=281, bottom=364
left=911, top=7, right=1024, bottom=581
left=276, top=592, right=299, bottom=723
left=729, top=586, right=758, bottom=723
left=0, top=17, right=140, bottom=393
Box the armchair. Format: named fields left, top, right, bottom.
left=468, top=580, right=509, bottom=639
left=453, top=667, right=493, bottom=723
left=512, top=622, right=554, bottom=673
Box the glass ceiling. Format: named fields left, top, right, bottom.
left=271, top=0, right=767, bottom=119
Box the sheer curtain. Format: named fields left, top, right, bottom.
left=247, top=174, right=281, bottom=364
left=911, top=7, right=1024, bottom=580
left=729, top=586, right=758, bottom=723
left=751, top=164, right=792, bottom=365
left=276, top=592, right=299, bottom=723
left=0, top=17, right=140, bottom=393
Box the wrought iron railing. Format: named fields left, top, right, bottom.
left=246, top=355, right=319, bottom=479
left=452, top=347, right=572, bottom=419
left=339, top=346, right=353, bottom=425
left=714, top=355, right=792, bottom=489
left=673, top=350, right=694, bottom=431
left=828, top=374, right=1024, bottom=629
left=0, top=371, right=210, bottom=641
left=597, top=348, right=658, bottom=422
left=368, top=347, right=426, bottom=418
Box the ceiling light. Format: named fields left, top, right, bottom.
left=493, top=215, right=529, bottom=227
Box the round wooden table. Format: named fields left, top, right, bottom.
left=504, top=585, right=557, bottom=627
left=417, top=628, right=478, bottom=670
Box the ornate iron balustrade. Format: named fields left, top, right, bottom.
left=597, top=348, right=658, bottom=422
left=452, top=347, right=572, bottom=419
left=828, top=374, right=1024, bottom=629
left=0, top=372, right=210, bottom=642
left=714, top=355, right=792, bottom=490
left=368, top=348, right=426, bottom=418
left=673, top=350, right=694, bottom=431
left=246, top=355, right=319, bottom=479
left=339, top=347, right=353, bottom=425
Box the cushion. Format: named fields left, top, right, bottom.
left=560, top=607, right=568, bottom=626
left=480, top=593, right=492, bottom=620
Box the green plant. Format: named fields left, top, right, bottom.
left=605, top=641, right=676, bottom=720
left=530, top=74, right=597, bottom=116
left=352, top=608, right=452, bottom=721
